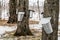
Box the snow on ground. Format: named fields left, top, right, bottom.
left=29, top=24, right=42, bottom=30
left=0, top=26, right=17, bottom=37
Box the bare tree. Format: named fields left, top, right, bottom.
left=0, top=2, right=2, bottom=19
left=14, top=0, right=33, bottom=36
left=7, top=0, right=17, bottom=23
left=42, top=0, right=59, bottom=40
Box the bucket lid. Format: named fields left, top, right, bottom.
left=18, top=12, right=25, bottom=14
left=41, top=17, right=51, bottom=24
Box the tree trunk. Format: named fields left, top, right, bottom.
left=14, top=0, right=33, bottom=36
left=0, top=2, right=1, bottom=19
left=7, top=0, right=17, bottom=23
left=42, top=0, right=59, bottom=40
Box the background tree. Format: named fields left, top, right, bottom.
left=0, top=2, right=2, bottom=19
left=7, top=0, right=17, bottom=23
left=14, top=0, right=33, bottom=36
left=42, top=0, right=59, bottom=40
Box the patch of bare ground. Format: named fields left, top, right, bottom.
left=0, top=20, right=17, bottom=26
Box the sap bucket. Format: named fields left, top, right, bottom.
left=41, top=17, right=53, bottom=34
left=18, top=12, right=25, bottom=21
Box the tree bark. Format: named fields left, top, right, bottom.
left=42, top=0, right=59, bottom=40
left=14, top=0, right=33, bottom=36
left=7, top=0, right=17, bottom=23
left=0, top=2, right=2, bottom=19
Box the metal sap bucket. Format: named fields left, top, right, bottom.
left=41, top=17, right=53, bottom=34
left=18, top=12, right=25, bottom=21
